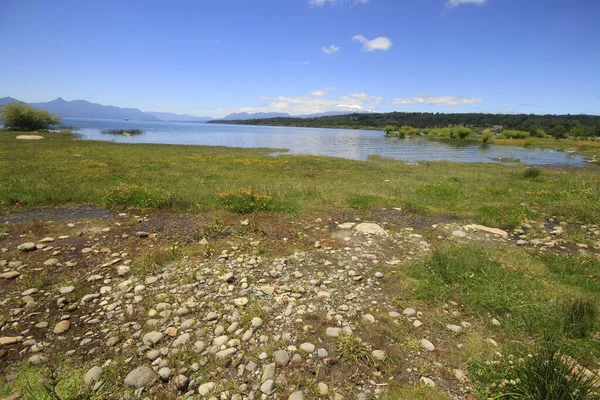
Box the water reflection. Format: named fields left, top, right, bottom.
left=63, top=117, right=590, bottom=166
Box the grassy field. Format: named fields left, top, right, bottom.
left=1, top=129, right=599, bottom=399
left=1, top=129, right=599, bottom=228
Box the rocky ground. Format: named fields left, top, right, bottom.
left=1, top=208, right=599, bottom=400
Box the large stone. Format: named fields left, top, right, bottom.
left=260, top=379, right=276, bottom=395
left=273, top=350, right=290, bottom=366
left=355, top=223, right=387, bottom=236
left=18, top=242, right=36, bottom=252
left=124, top=366, right=157, bottom=388
left=142, top=331, right=163, bottom=346
left=0, top=336, right=22, bottom=346
left=420, top=339, right=435, bottom=352
left=289, top=391, right=305, bottom=400
left=299, top=342, right=315, bottom=353
left=53, top=320, right=71, bottom=334
left=198, top=382, right=215, bottom=396
left=0, top=271, right=20, bottom=279
left=464, top=224, right=508, bottom=238
left=16, top=135, right=44, bottom=140
left=84, top=366, right=103, bottom=386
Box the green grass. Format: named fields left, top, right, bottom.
left=1, top=130, right=599, bottom=228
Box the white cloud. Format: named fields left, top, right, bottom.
left=392, top=95, right=483, bottom=106
left=322, top=45, right=340, bottom=54
left=310, top=0, right=369, bottom=6
left=194, top=90, right=383, bottom=118
left=446, top=0, right=487, bottom=7
left=353, top=35, right=392, bottom=52
left=499, top=108, right=516, bottom=114
left=311, top=87, right=334, bottom=96
left=290, top=61, right=310, bottom=65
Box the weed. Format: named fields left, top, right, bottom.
left=509, top=342, right=599, bottom=400
left=346, top=195, right=382, bottom=209
left=337, top=334, right=371, bottom=364
left=104, top=184, right=173, bottom=208
left=219, top=188, right=273, bottom=213
left=197, top=219, right=231, bottom=240
left=523, top=167, right=542, bottom=179
left=563, top=298, right=598, bottom=339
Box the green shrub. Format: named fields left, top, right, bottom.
left=219, top=187, right=273, bottom=213
left=482, top=131, right=493, bottom=143
left=523, top=167, right=542, bottom=179
left=510, top=342, right=599, bottom=400
left=0, top=102, right=61, bottom=130
left=524, top=137, right=535, bottom=147
left=383, top=125, right=395, bottom=135
left=104, top=184, right=173, bottom=208
left=502, top=129, right=530, bottom=139
left=453, top=126, right=472, bottom=139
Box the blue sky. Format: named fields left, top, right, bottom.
left=1, top=0, right=599, bottom=117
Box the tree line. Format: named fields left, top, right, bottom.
left=209, top=112, right=600, bottom=138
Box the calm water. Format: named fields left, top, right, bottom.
left=64, top=117, right=588, bottom=166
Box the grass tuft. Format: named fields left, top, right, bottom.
left=336, top=334, right=371, bottom=364
left=523, top=166, right=542, bottom=179
left=563, top=298, right=598, bottom=339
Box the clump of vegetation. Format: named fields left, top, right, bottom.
left=219, top=188, right=273, bottom=213
left=383, top=125, right=395, bottom=135
left=104, top=184, right=173, bottom=208
left=482, top=131, right=493, bottom=143
left=524, top=137, right=535, bottom=147
left=523, top=166, right=542, bottom=179
left=337, top=334, right=371, bottom=364
left=563, top=298, right=598, bottom=338
left=0, top=102, right=61, bottom=130
left=101, top=129, right=144, bottom=135
left=510, top=342, right=599, bottom=400
left=199, top=219, right=231, bottom=239
left=502, top=129, right=530, bottom=139
left=346, top=195, right=382, bottom=209
left=453, top=126, right=472, bottom=139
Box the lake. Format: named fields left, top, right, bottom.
left=64, top=117, right=587, bottom=166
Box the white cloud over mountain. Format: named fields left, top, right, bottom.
left=353, top=35, right=392, bottom=51
left=392, top=95, right=483, bottom=106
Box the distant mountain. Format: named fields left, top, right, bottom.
left=218, top=110, right=366, bottom=121
left=222, top=112, right=291, bottom=120
left=146, top=111, right=212, bottom=122
left=27, top=97, right=160, bottom=121
left=0, top=97, right=23, bottom=106
left=1, top=97, right=214, bottom=122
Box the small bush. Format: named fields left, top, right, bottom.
left=502, top=129, right=530, bottom=139
left=337, top=334, right=371, bottom=364
left=482, top=131, right=493, bottom=143
left=510, top=342, right=599, bottom=400
left=453, top=126, right=472, bottom=139
left=563, top=298, right=598, bottom=338
left=104, top=184, right=173, bottom=208
left=524, top=137, right=535, bottom=147
left=524, top=167, right=542, bottom=179
left=199, top=219, right=231, bottom=239
left=383, top=125, right=395, bottom=135
left=219, top=188, right=273, bottom=213
left=0, top=102, right=61, bottom=130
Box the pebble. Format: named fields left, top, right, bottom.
left=84, top=366, right=103, bottom=386
left=53, top=320, right=71, bottom=334
left=124, top=366, right=157, bottom=388
left=420, top=339, right=435, bottom=352
left=299, top=342, right=315, bottom=353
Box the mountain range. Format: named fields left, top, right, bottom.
left=0, top=97, right=363, bottom=122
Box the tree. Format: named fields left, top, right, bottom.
left=0, top=102, right=61, bottom=131
left=383, top=125, right=395, bottom=135
left=453, top=126, right=472, bottom=139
